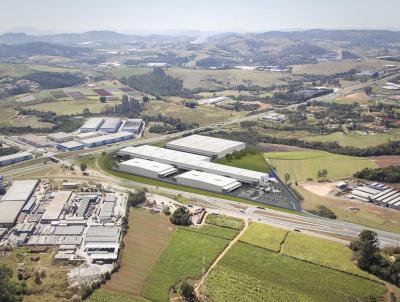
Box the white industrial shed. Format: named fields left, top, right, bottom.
left=166, top=135, right=246, bottom=158
left=80, top=118, right=104, bottom=133
left=176, top=170, right=241, bottom=193
left=119, top=158, right=177, bottom=178
left=41, top=191, right=73, bottom=223
left=99, top=118, right=122, bottom=133
left=118, top=145, right=268, bottom=184
left=0, top=180, right=38, bottom=227
left=0, top=152, right=32, bottom=167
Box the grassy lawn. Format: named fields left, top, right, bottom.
left=282, top=232, right=379, bottom=281
left=304, top=132, right=400, bottom=148
left=142, top=228, right=229, bottom=302
left=103, top=208, right=175, bottom=297
left=217, top=151, right=271, bottom=172
left=239, top=223, right=288, bottom=252
left=205, top=214, right=244, bottom=230
left=87, top=289, right=151, bottom=302
left=264, top=150, right=377, bottom=181
left=142, top=101, right=243, bottom=126
left=24, top=100, right=117, bottom=115
left=204, top=242, right=386, bottom=302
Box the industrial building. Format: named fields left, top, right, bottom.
left=118, top=145, right=268, bottom=185
left=19, top=134, right=52, bottom=148
left=84, top=226, right=121, bottom=263
left=99, top=118, right=122, bottom=133
left=176, top=170, right=241, bottom=193
left=57, top=141, right=85, bottom=152
left=119, top=158, right=177, bottom=179
left=121, top=119, right=144, bottom=134
left=166, top=135, right=246, bottom=158
left=80, top=118, right=105, bottom=133
left=47, top=132, right=73, bottom=143
left=79, top=132, right=134, bottom=148
left=0, top=180, right=38, bottom=227
left=41, top=191, right=73, bottom=223
left=350, top=183, right=400, bottom=210
left=0, top=152, right=32, bottom=167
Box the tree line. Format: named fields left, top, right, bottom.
left=354, top=166, right=400, bottom=183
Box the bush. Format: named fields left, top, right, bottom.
left=170, top=207, right=192, bottom=226
left=309, top=206, right=337, bottom=219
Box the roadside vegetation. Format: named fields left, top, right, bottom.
left=239, top=223, right=288, bottom=252
left=205, top=214, right=245, bottom=230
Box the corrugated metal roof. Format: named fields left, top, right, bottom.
left=2, top=180, right=38, bottom=202
left=0, top=152, right=32, bottom=163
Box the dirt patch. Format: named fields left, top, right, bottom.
left=337, top=91, right=368, bottom=101
left=369, top=156, right=400, bottom=168
left=257, top=143, right=307, bottom=153
left=301, top=182, right=336, bottom=197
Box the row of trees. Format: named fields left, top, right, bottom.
left=354, top=166, right=400, bottom=183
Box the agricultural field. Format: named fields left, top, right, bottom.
left=165, top=68, right=291, bottom=90
left=239, top=223, right=288, bottom=252
left=282, top=232, right=378, bottom=281
left=25, top=99, right=117, bottom=115
left=291, top=59, right=394, bottom=75
left=217, top=151, right=271, bottom=173
left=87, top=289, right=150, bottom=302
left=142, top=100, right=244, bottom=125
left=142, top=228, right=229, bottom=302
left=0, top=62, right=80, bottom=77
left=205, top=214, right=244, bottom=230
left=329, top=91, right=371, bottom=105
left=304, top=132, right=400, bottom=148
left=204, top=242, right=386, bottom=302
left=103, top=208, right=175, bottom=297
left=185, top=224, right=240, bottom=240
left=110, top=66, right=151, bottom=78
left=264, top=150, right=377, bottom=181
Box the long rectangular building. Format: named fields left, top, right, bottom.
left=0, top=180, right=38, bottom=227
left=118, top=145, right=268, bottom=184
left=166, top=135, right=246, bottom=158
left=176, top=170, right=241, bottom=193
left=119, top=158, right=177, bottom=179
left=0, top=152, right=32, bottom=167
left=99, top=118, right=122, bottom=133
left=41, top=191, right=73, bottom=223
left=80, top=118, right=104, bottom=133
left=79, top=132, right=134, bottom=148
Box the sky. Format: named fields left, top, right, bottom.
left=1, top=0, right=400, bottom=34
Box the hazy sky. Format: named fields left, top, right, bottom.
left=2, top=0, right=400, bottom=33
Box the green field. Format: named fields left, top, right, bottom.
left=304, top=132, right=400, bottom=148
left=265, top=150, right=377, bottom=181
left=165, top=68, right=291, bottom=90
left=282, top=232, right=379, bottom=281
left=239, top=223, right=288, bottom=252
left=185, top=224, right=240, bottom=240
left=204, top=242, right=386, bottom=302
left=142, top=228, right=229, bottom=302
left=143, top=101, right=243, bottom=126
left=217, top=151, right=271, bottom=172
left=25, top=100, right=117, bottom=115
left=111, top=66, right=152, bottom=78
left=87, top=289, right=150, bottom=302
left=205, top=214, right=244, bottom=230
left=104, top=208, right=175, bottom=296
left=0, top=62, right=80, bottom=77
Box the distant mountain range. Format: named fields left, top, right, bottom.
left=1, top=29, right=400, bottom=46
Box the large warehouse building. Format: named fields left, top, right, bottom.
left=79, top=132, right=134, bottom=148
left=0, top=152, right=32, bottom=167
left=166, top=135, right=246, bottom=158
left=118, top=145, right=268, bottom=185
left=80, top=118, right=104, bottom=133
left=119, top=158, right=177, bottom=179
left=121, top=119, right=144, bottom=134
left=99, top=118, right=122, bottom=133
left=176, top=170, right=241, bottom=193
left=41, top=191, right=73, bottom=223
left=0, top=180, right=39, bottom=227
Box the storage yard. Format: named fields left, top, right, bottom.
left=116, top=135, right=300, bottom=210
left=0, top=180, right=127, bottom=268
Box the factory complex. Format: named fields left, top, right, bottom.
left=349, top=182, right=400, bottom=210
left=116, top=135, right=300, bottom=210
left=0, top=179, right=127, bottom=265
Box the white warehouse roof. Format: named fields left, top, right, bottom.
left=0, top=200, right=26, bottom=226
left=81, top=118, right=104, bottom=130
left=176, top=170, right=241, bottom=192
left=99, top=118, right=121, bottom=130
left=2, top=180, right=38, bottom=202
left=41, top=191, right=73, bottom=222
left=79, top=132, right=133, bottom=145
left=166, top=135, right=246, bottom=158
left=120, top=158, right=177, bottom=177
left=119, top=145, right=210, bottom=164
left=0, top=152, right=32, bottom=164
